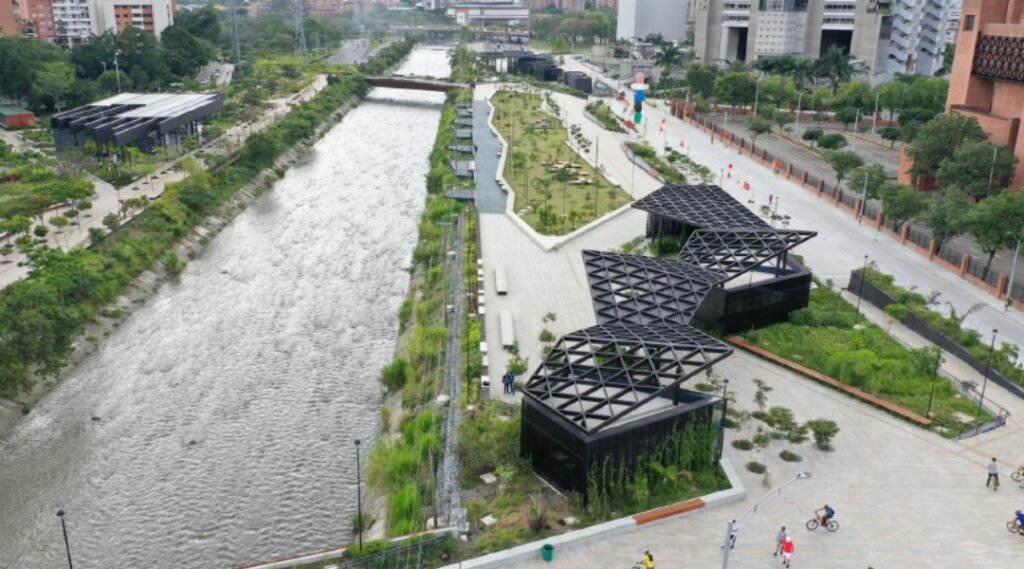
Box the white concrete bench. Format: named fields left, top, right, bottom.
left=499, top=310, right=515, bottom=348
left=494, top=264, right=508, bottom=295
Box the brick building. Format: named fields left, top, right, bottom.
left=946, top=0, right=1024, bottom=190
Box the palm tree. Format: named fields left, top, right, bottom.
left=654, top=44, right=683, bottom=77
left=816, top=45, right=854, bottom=93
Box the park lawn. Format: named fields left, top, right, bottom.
left=741, top=285, right=987, bottom=436
left=491, top=90, right=632, bottom=236
left=0, top=147, right=94, bottom=220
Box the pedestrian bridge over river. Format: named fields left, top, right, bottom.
left=365, top=75, right=469, bottom=93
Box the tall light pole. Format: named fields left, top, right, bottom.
left=56, top=509, right=73, bottom=569
left=856, top=255, right=869, bottom=319
left=987, top=145, right=999, bottom=191
left=354, top=439, right=363, bottom=552
left=871, top=92, right=880, bottom=135
left=721, top=472, right=813, bottom=569
left=977, top=329, right=998, bottom=418
left=753, top=77, right=762, bottom=115
left=794, top=91, right=803, bottom=132
left=113, top=51, right=122, bottom=94
left=1006, top=234, right=1022, bottom=307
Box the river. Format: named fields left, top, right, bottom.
left=0, top=47, right=450, bottom=569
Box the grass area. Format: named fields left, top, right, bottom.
left=859, top=267, right=1024, bottom=390
left=584, top=100, right=625, bottom=133
left=455, top=401, right=729, bottom=558
left=0, top=141, right=94, bottom=222
left=741, top=284, right=988, bottom=435
left=367, top=90, right=468, bottom=538
left=625, top=141, right=686, bottom=185
left=492, top=90, right=631, bottom=235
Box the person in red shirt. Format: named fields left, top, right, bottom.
left=780, top=536, right=794, bottom=567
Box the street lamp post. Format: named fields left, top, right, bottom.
left=987, top=145, right=999, bottom=191
left=721, top=472, right=813, bottom=569
left=56, top=509, right=73, bottom=569
left=977, top=329, right=998, bottom=418
left=871, top=92, right=880, bottom=135
left=794, top=91, right=803, bottom=132
left=1006, top=235, right=1022, bottom=307
left=753, top=77, right=761, bottom=115
left=355, top=439, right=363, bottom=552
left=926, top=347, right=942, bottom=417
left=856, top=255, right=869, bottom=319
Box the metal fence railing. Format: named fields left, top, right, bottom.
left=908, top=226, right=931, bottom=249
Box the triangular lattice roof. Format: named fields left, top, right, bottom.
left=632, top=184, right=769, bottom=229
left=679, top=228, right=817, bottom=281
left=523, top=324, right=733, bottom=433
left=583, top=250, right=725, bottom=327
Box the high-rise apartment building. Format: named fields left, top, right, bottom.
left=946, top=0, right=1024, bottom=190
left=51, top=0, right=94, bottom=44
left=617, top=0, right=689, bottom=42
left=693, top=0, right=958, bottom=82
left=93, top=0, right=173, bottom=37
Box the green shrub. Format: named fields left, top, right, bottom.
left=381, top=358, right=412, bottom=391
left=805, top=419, right=840, bottom=451
left=731, top=439, right=754, bottom=450
left=818, top=133, right=848, bottom=150
left=779, top=450, right=803, bottom=462
left=801, top=129, right=824, bottom=145
left=746, top=461, right=767, bottom=474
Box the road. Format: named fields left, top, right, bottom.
left=328, top=39, right=372, bottom=66
left=196, top=62, right=235, bottom=87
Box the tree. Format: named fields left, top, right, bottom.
left=935, top=142, right=1017, bottom=201
left=102, top=213, right=120, bottom=232
left=748, top=116, right=772, bottom=146
left=654, top=44, right=683, bottom=76
left=174, top=5, right=222, bottom=43
left=816, top=45, right=854, bottom=93
left=831, top=80, right=872, bottom=113
left=48, top=215, right=69, bottom=231
left=880, top=126, right=902, bottom=148
left=35, top=61, right=74, bottom=112
left=802, top=129, right=824, bottom=146
left=33, top=225, right=49, bottom=238
left=772, top=111, right=794, bottom=135
left=1, top=214, right=32, bottom=238
left=908, top=114, right=986, bottom=178
left=804, top=419, right=840, bottom=451
left=876, top=80, right=905, bottom=120
left=715, top=72, right=757, bottom=107
left=960, top=190, right=1024, bottom=279
left=818, top=133, right=847, bottom=149
left=918, top=187, right=969, bottom=246
left=823, top=150, right=863, bottom=187
left=685, top=63, right=717, bottom=99
left=160, top=26, right=213, bottom=77
left=943, top=43, right=956, bottom=71
left=879, top=183, right=928, bottom=230
left=834, top=107, right=859, bottom=130
left=849, top=164, right=886, bottom=198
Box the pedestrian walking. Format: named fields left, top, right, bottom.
left=502, top=372, right=512, bottom=395
left=773, top=526, right=786, bottom=556
left=728, top=519, right=739, bottom=549
left=987, top=457, right=1000, bottom=490
left=509, top=374, right=517, bottom=395
left=780, top=536, right=794, bottom=567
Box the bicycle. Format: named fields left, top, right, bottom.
left=1011, top=464, right=1024, bottom=483
left=1007, top=520, right=1023, bottom=536
left=806, top=517, right=839, bottom=532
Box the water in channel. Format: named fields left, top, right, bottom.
left=0, top=47, right=450, bottom=569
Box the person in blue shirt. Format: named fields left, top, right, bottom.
left=816, top=504, right=835, bottom=526
left=1016, top=509, right=1024, bottom=529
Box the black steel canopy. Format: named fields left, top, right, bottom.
left=583, top=250, right=724, bottom=327
left=679, top=228, right=817, bottom=282
left=632, top=183, right=769, bottom=230
left=522, top=324, right=732, bottom=433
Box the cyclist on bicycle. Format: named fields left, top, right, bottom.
left=641, top=549, right=655, bottom=569
left=816, top=504, right=835, bottom=525
left=1016, top=509, right=1024, bottom=529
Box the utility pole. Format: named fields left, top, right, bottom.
left=794, top=91, right=803, bottom=132
left=295, top=0, right=308, bottom=55
left=987, top=145, right=999, bottom=191
left=230, top=0, right=241, bottom=66
left=114, top=51, right=121, bottom=93
left=871, top=92, right=880, bottom=135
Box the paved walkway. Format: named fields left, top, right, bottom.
left=472, top=98, right=507, bottom=214
left=471, top=80, right=1024, bottom=568
left=0, top=74, right=331, bottom=290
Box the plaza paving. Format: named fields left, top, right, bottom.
left=471, top=81, right=1024, bottom=567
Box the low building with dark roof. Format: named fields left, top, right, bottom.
left=51, top=93, right=224, bottom=151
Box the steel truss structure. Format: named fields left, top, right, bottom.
left=523, top=184, right=817, bottom=435
left=523, top=324, right=732, bottom=433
